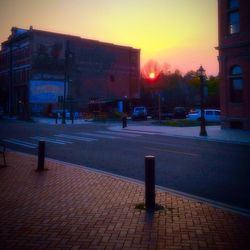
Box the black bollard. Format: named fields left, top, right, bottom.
left=145, top=155, right=155, bottom=211
left=55, top=113, right=58, bottom=124
left=122, top=116, right=127, bottom=128
left=37, top=140, right=45, bottom=171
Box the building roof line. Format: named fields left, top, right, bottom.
left=2, top=26, right=140, bottom=51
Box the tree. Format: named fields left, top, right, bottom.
left=140, top=61, right=220, bottom=112
left=206, top=76, right=220, bottom=108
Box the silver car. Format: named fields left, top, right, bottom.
left=186, top=109, right=221, bottom=122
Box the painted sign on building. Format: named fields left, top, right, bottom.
left=29, top=80, right=64, bottom=103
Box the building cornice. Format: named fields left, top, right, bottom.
left=216, top=40, right=250, bottom=50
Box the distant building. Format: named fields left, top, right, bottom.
left=218, top=0, right=250, bottom=129
left=0, top=27, right=140, bottom=117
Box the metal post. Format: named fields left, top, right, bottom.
left=122, top=116, right=127, bottom=128
left=158, top=93, right=161, bottom=122
left=71, top=112, right=74, bottom=124
left=145, top=155, right=155, bottom=211
left=62, top=40, right=70, bottom=125
left=199, top=75, right=207, bottom=136
left=8, top=39, right=13, bottom=117
left=37, top=141, right=45, bottom=171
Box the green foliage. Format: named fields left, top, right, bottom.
left=141, top=66, right=220, bottom=109
left=207, top=76, right=219, bottom=96
left=161, top=119, right=220, bottom=127
left=93, top=111, right=125, bottom=122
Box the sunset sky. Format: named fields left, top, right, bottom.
left=0, top=0, right=218, bottom=75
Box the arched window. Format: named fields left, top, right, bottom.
left=231, top=65, right=242, bottom=75
left=228, top=0, right=240, bottom=34
left=230, top=65, right=243, bottom=103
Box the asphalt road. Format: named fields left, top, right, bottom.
left=1, top=119, right=250, bottom=212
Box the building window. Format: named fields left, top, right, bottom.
left=228, top=0, right=239, bottom=9
left=229, top=12, right=240, bottom=34
left=228, top=0, right=240, bottom=34
left=230, top=65, right=243, bottom=103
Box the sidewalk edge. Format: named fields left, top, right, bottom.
left=11, top=151, right=250, bottom=218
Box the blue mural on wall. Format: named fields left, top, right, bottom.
left=29, top=80, right=64, bottom=103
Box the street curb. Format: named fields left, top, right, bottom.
left=11, top=151, right=250, bottom=218
left=109, top=126, right=250, bottom=146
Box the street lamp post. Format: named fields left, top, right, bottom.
left=147, top=72, right=161, bottom=122
left=8, top=38, right=13, bottom=117
left=62, top=40, right=70, bottom=125
left=197, top=65, right=207, bottom=136
left=158, top=92, right=161, bottom=122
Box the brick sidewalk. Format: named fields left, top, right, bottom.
left=0, top=152, right=250, bottom=249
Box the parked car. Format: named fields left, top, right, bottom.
left=186, top=109, right=221, bottom=122
left=131, top=106, right=147, bottom=120
left=172, top=107, right=187, bottom=119
left=162, top=107, right=187, bottom=119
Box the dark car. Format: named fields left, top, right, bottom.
left=131, top=106, right=147, bottom=120
left=161, top=107, right=187, bottom=119
left=172, top=107, right=187, bottom=119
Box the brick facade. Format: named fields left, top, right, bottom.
left=0, top=27, right=140, bottom=116
left=218, top=0, right=250, bottom=129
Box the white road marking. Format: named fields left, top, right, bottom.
left=31, top=136, right=73, bottom=145
left=117, top=129, right=156, bottom=135
left=3, top=139, right=37, bottom=149
left=97, top=131, right=141, bottom=137
left=144, top=146, right=199, bottom=157
left=76, top=132, right=120, bottom=139
left=54, top=134, right=97, bottom=142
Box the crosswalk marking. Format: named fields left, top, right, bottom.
left=54, top=134, right=97, bottom=142
left=2, top=129, right=150, bottom=149
left=118, top=130, right=156, bottom=135
left=30, top=136, right=73, bottom=145
left=3, top=139, right=37, bottom=149
left=97, top=131, right=141, bottom=137
left=76, top=132, right=120, bottom=139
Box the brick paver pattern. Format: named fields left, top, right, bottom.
left=0, top=152, right=250, bottom=249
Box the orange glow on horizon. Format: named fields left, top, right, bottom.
left=0, top=0, right=218, bottom=75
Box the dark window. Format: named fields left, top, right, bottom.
left=228, top=0, right=239, bottom=9
left=228, top=0, right=240, bottom=34
left=230, top=65, right=243, bottom=103
left=229, top=11, right=240, bottom=34
left=231, top=65, right=242, bottom=75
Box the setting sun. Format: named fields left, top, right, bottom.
left=149, top=72, right=155, bottom=79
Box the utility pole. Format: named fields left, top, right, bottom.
left=8, top=38, right=13, bottom=117
left=158, top=92, right=161, bottom=122
left=62, top=40, right=70, bottom=124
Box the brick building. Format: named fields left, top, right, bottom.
left=218, top=0, right=250, bottom=129
left=0, top=27, right=140, bottom=117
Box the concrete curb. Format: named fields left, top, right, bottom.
left=13, top=151, right=250, bottom=218
left=109, top=125, right=250, bottom=146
